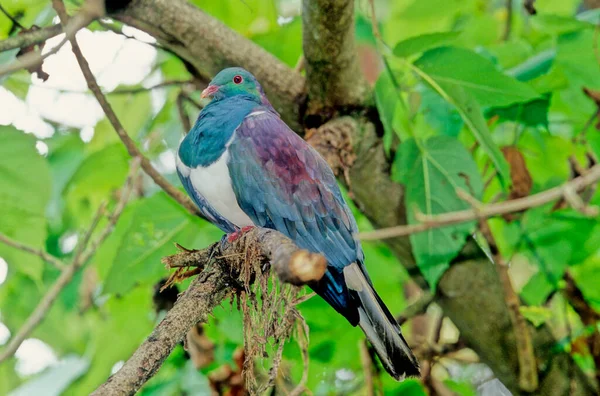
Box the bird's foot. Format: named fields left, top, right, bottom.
left=226, top=226, right=255, bottom=243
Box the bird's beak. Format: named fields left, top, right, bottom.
left=201, top=85, right=219, bottom=99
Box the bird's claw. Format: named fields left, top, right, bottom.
left=226, top=226, right=255, bottom=243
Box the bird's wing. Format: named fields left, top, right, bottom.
left=227, top=110, right=363, bottom=323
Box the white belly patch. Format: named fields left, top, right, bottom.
left=176, top=145, right=254, bottom=228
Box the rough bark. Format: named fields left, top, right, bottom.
left=115, top=1, right=597, bottom=394
left=302, top=0, right=369, bottom=120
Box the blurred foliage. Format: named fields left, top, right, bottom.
left=0, top=0, right=599, bottom=395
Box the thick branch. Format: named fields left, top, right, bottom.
left=302, top=0, right=369, bottom=116
left=481, top=221, right=538, bottom=392
left=92, top=228, right=326, bottom=395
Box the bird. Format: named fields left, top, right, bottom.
left=176, top=67, right=420, bottom=380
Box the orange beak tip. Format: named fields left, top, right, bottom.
left=201, top=85, right=219, bottom=99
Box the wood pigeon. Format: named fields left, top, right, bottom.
left=176, top=67, right=419, bottom=380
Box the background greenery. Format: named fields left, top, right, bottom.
left=0, top=0, right=599, bottom=394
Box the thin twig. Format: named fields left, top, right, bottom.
left=359, top=340, right=375, bottom=396
left=110, top=79, right=195, bottom=95
left=52, top=0, right=200, bottom=217
left=0, top=24, right=62, bottom=53
left=0, top=232, right=65, bottom=270
left=0, top=0, right=104, bottom=78
left=176, top=92, right=191, bottom=132
left=0, top=2, right=26, bottom=30
left=359, top=163, right=600, bottom=240
left=0, top=158, right=139, bottom=363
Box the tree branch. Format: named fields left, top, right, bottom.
left=359, top=164, right=600, bottom=241
left=53, top=0, right=200, bottom=217
left=0, top=24, right=62, bottom=53
left=92, top=227, right=326, bottom=395
left=0, top=0, right=104, bottom=78
left=0, top=158, right=139, bottom=363
left=480, top=221, right=538, bottom=392
left=302, top=0, right=369, bottom=118
left=0, top=232, right=65, bottom=270
left=109, top=1, right=598, bottom=393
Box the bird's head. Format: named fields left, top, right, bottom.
left=201, top=67, right=274, bottom=110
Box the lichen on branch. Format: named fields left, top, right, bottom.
left=92, top=227, right=324, bottom=395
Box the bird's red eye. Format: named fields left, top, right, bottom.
left=233, top=75, right=243, bottom=84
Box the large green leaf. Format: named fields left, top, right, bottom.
left=556, top=30, right=600, bottom=90
left=0, top=126, right=51, bottom=279
left=393, top=136, right=483, bottom=287
left=413, top=47, right=540, bottom=108
left=417, top=84, right=463, bottom=137
left=393, top=31, right=461, bottom=58
left=407, top=67, right=511, bottom=185
left=102, top=193, right=221, bottom=295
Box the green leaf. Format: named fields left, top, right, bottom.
left=520, top=272, right=556, bottom=306
left=190, top=0, right=278, bottom=37
left=414, top=47, right=540, bottom=108
left=66, top=286, right=155, bottom=394
left=103, top=193, right=221, bottom=295
left=45, top=134, right=86, bottom=230
left=556, top=30, right=600, bottom=90
left=0, top=126, right=51, bottom=279
left=507, top=50, right=556, bottom=82
left=411, top=71, right=511, bottom=185
left=486, top=95, right=550, bottom=127
left=532, top=14, right=595, bottom=35
left=252, top=18, right=302, bottom=67
left=64, top=144, right=129, bottom=224
left=520, top=306, right=553, bottom=327
left=374, top=70, right=400, bottom=153
left=443, top=380, right=477, bottom=396
left=393, top=31, right=460, bottom=58
left=411, top=49, right=515, bottom=185
left=418, top=85, right=463, bottom=137
left=394, top=136, right=483, bottom=288
left=570, top=257, right=600, bottom=309
left=533, top=0, right=581, bottom=16
left=391, top=379, right=427, bottom=395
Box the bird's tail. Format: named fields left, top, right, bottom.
left=344, top=263, right=420, bottom=380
